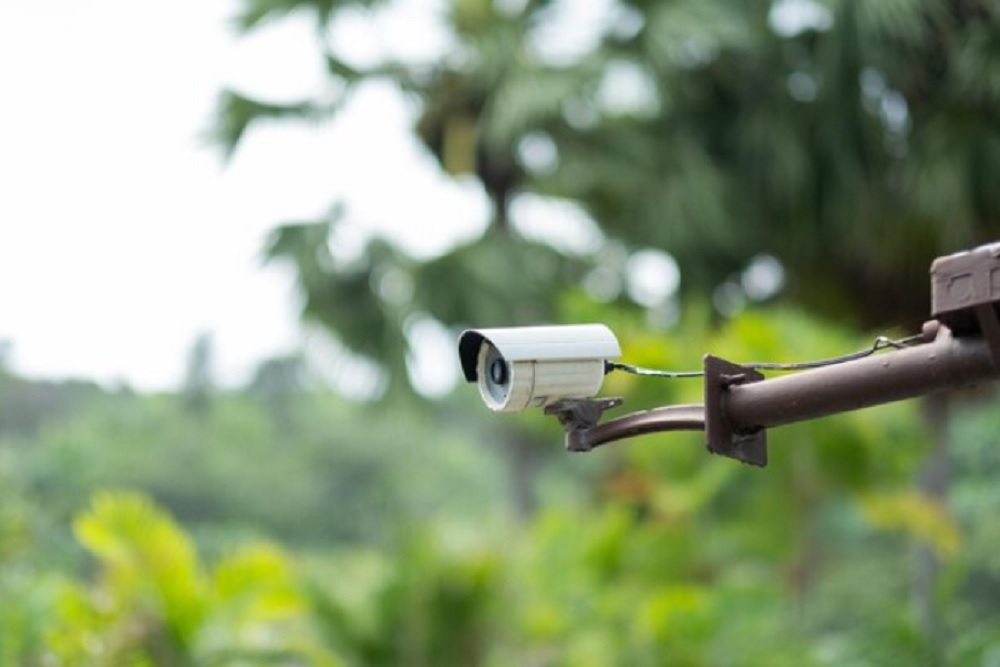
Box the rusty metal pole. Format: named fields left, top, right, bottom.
left=723, top=329, right=998, bottom=432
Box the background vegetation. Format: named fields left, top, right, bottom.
left=4, top=0, right=1000, bottom=664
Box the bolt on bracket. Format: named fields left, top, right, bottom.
left=704, top=355, right=768, bottom=466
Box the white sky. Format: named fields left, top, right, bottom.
left=0, top=0, right=492, bottom=391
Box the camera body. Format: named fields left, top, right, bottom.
left=458, top=324, right=621, bottom=411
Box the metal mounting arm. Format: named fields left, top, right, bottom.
left=545, top=399, right=704, bottom=452
left=545, top=326, right=1000, bottom=466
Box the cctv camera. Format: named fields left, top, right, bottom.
left=457, top=324, right=622, bottom=411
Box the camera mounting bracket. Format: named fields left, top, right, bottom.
left=545, top=397, right=624, bottom=451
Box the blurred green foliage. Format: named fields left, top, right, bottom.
left=11, top=389, right=505, bottom=549
left=4, top=0, right=1000, bottom=663
left=3, top=307, right=1000, bottom=664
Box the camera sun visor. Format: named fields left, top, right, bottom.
left=458, top=324, right=622, bottom=382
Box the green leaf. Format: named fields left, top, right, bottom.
left=74, top=491, right=205, bottom=642
left=210, top=90, right=322, bottom=158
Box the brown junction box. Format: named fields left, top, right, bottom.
left=931, top=242, right=1000, bottom=335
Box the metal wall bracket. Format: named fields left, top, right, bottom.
left=704, top=355, right=768, bottom=466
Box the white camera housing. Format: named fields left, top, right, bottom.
left=458, top=324, right=622, bottom=412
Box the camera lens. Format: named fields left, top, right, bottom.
left=489, top=358, right=508, bottom=385
left=480, top=344, right=512, bottom=409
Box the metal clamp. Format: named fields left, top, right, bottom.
left=704, top=355, right=768, bottom=466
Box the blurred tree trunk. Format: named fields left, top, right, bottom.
left=490, top=171, right=540, bottom=523
left=914, top=393, right=950, bottom=654
left=506, top=435, right=539, bottom=523
left=181, top=332, right=216, bottom=417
